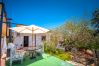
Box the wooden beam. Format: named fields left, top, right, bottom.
left=0, top=2, right=4, bottom=60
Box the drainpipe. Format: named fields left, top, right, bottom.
left=35, top=34, right=36, bottom=47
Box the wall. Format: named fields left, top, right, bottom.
left=13, top=32, right=49, bottom=49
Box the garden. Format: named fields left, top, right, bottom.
left=44, top=9, right=99, bottom=66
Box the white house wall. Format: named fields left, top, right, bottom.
left=13, top=34, right=23, bottom=49
left=13, top=32, right=48, bottom=49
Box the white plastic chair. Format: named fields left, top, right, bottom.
left=10, top=47, right=24, bottom=66
left=35, top=45, right=43, bottom=56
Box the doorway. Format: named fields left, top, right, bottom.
left=23, top=36, right=29, bottom=47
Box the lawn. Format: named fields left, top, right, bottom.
left=6, top=54, right=73, bottom=66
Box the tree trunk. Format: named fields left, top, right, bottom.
left=96, top=50, right=99, bottom=66
left=93, top=49, right=97, bottom=66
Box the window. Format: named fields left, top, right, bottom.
left=17, top=33, right=20, bottom=36
left=41, top=36, right=46, bottom=41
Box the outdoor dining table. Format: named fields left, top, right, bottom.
left=26, top=47, right=41, bottom=59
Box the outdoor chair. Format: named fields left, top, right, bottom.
left=35, top=45, right=43, bottom=56
left=10, top=47, right=24, bottom=66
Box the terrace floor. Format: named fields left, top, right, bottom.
left=6, top=54, right=73, bottom=66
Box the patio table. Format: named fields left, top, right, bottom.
left=26, top=47, right=41, bottom=59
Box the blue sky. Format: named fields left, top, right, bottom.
left=1, top=0, right=99, bottom=29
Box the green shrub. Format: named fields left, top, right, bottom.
left=56, top=52, right=71, bottom=61
left=43, top=41, right=71, bottom=61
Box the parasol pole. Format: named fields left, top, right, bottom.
left=32, top=27, right=33, bottom=49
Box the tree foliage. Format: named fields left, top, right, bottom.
left=92, top=9, right=99, bottom=34
left=49, top=20, right=99, bottom=50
